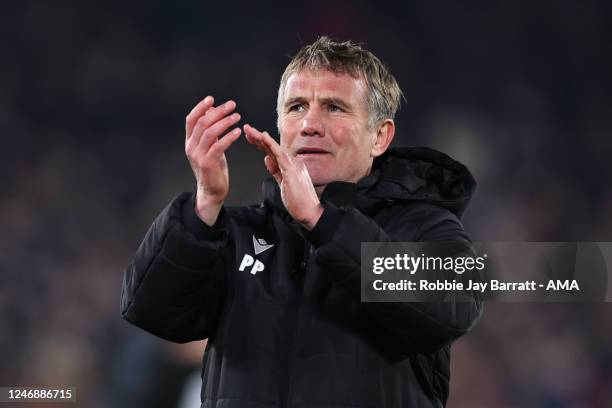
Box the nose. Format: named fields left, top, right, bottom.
left=300, top=109, right=324, bottom=137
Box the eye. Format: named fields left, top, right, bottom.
left=328, top=104, right=343, bottom=112
left=288, top=104, right=304, bottom=112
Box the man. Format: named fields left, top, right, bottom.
left=121, top=36, right=482, bottom=408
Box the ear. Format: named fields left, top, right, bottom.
left=371, top=119, right=395, bottom=158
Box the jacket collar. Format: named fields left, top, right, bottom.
left=262, top=170, right=386, bottom=217
left=262, top=146, right=476, bottom=219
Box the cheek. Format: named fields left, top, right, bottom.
left=279, top=121, right=298, bottom=147
left=330, top=123, right=354, bottom=145
left=333, top=125, right=369, bottom=156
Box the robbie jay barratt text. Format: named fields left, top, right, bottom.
left=371, top=279, right=580, bottom=292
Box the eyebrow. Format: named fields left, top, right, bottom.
left=283, top=96, right=352, bottom=111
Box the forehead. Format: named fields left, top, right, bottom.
left=283, top=69, right=367, bottom=103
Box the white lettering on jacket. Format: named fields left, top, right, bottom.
left=238, top=254, right=265, bottom=275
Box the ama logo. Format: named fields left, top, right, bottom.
left=238, top=236, right=274, bottom=275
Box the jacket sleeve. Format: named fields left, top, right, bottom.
left=120, top=192, right=229, bottom=343
left=304, top=203, right=483, bottom=358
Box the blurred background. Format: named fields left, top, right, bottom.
left=1, top=0, right=611, bottom=407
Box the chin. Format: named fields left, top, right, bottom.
left=304, top=165, right=333, bottom=187
left=308, top=174, right=334, bottom=187
left=308, top=175, right=331, bottom=187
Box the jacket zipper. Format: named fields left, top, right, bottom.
left=282, top=291, right=302, bottom=407
left=281, top=244, right=310, bottom=408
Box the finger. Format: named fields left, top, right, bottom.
left=266, top=150, right=280, bottom=172
left=197, top=112, right=241, bottom=152
left=243, top=124, right=263, bottom=149
left=207, top=128, right=242, bottom=158
left=245, top=125, right=288, bottom=172
left=243, top=124, right=265, bottom=146
left=190, top=100, right=237, bottom=146
left=244, top=125, right=282, bottom=177
left=259, top=131, right=292, bottom=171
left=264, top=153, right=280, bottom=175
left=264, top=155, right=282, bottom=185
left=264, top=150, right=280, bottom=173
left=186, top=96, right=214, bottom=137
left=244, top=124, right=274, bottom=157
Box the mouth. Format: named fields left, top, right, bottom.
left=296, top=148, right=331, bottom=156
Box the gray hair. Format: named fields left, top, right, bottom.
left=277, top=36, right=404, bottom=130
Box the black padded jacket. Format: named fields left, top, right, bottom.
left=121, top=146, right=483, bottom=408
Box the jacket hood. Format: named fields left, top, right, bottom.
left=263, top=146, right=476, bottom=219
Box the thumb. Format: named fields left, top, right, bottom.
left=264, top=155, right=282, bottom=185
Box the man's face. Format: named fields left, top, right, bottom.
left=278, top=69, right=378, bottom=190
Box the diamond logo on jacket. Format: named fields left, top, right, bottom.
left=253, top=235, right=274, bottom=255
